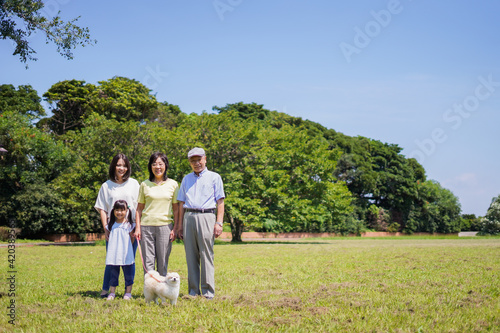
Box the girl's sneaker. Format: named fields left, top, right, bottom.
left=106, top=293, right=115, bottom=301
left=123, top=293, right=133, bottom=300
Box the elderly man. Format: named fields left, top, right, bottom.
left=175, top=147, right=225, bottom=299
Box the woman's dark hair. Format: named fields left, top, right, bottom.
left=148, top=152, right=169, bottom=182
left=108, top=153, right=131, bottom=182
left=108, top=199, right=133, bottom=231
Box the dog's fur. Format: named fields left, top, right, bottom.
left=143, top=271, right=180, bottom=305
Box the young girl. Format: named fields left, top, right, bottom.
left=105, top=200, right=136, bottom=300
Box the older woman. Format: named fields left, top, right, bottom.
left=135, top=152, right=179, bottom=276
left=94, top=153, right=140, bottom=298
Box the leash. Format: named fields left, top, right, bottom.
left=136, top=238, right=162, bottom=283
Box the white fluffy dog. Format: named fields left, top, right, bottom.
left=143, top=271, right=180, bottom=305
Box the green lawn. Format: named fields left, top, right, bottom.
left=2, top=238, right=499, bottom=332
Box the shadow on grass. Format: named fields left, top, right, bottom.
left=214, top=240, right=331, bottom=245
left=67, top=290, right=189, bottom=302
left=39, top=242, right=97, bottom=247
left=67, top=290, right=103, bottom=299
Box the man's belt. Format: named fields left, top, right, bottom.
left=185, top=208, right=216, bottom=214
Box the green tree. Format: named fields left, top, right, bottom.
left=177, top=108, right=353, bottom=241
left=214, top=102, right=270, bottom=120
left=0, top=84, right=45, bottom=118
left=42, top=77, right=162, bottom=134
left=405, top=180, right=462, bottom=234
left=334, top=137, right=426, bottom=229
left=0, top=110, right=74, bottom=230
left=91, top=76, right=159, bottom=122
left=148, top=101, right=186, bottom=130
left=251, top=124, right=352, bottom=234
left=171, top=110, right=265, bottom=241
left=42, top=79, right=96, bottom=134
left=1, top=0, right=96, bottom=64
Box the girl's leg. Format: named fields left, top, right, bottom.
left=122, top=264, right=134, bottom=300
left=101, top=266, right=112, bottom=296
left=109, top=265, right=120, bottom=288
left=107, top=265, right=120, bottom=300
left=122, top=264, right=135, bottom=288
left=107, top=286, right=116, bottom=300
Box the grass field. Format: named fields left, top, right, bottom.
left=2, top=237, right=499, bottom=332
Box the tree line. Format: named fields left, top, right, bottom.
left=1, top=77, right=497, bottom=241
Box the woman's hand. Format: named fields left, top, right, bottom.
left=99, top=209, right=109, bottom=241
left=134, top=225, right=141, bottom=241
left=174, top=227, right=183, bottom=240
left=135, top=203, right=144, bottom=241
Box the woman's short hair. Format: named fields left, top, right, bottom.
left=148, top=152, right=169, bottom=181
left=109, top=153, right=131, bottom=182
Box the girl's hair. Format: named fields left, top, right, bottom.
left=148, top=152, right=169, bottom=182
left=108, top=200, right=133, bottom=231
left=108, top=153, right=131, bottom=182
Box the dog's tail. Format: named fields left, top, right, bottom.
left=145, top=270, right=162, bottom=283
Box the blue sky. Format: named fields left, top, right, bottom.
left=2, top=0, right=499, bottom=216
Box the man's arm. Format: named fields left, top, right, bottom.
left=214, top=198, right=224, bottom=238
left=216, top=198, right=224, bottom=223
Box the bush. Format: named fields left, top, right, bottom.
left=479, top=195, right=500, bottom=235
left=478, top=218, right=500, bottom=236
left=332, top=214, right=366, bottom=236
left=366, top=205, right=391, bottom=231
left=0, top=226, right=22, bottom=241
left=261, top=219, right=279, bottom=233
left=13, top=183, right=71, bottom=237
left=460, top=214, right=482, bottom=231
left=387, top=222, right=400, bottom=233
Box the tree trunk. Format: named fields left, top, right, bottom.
left=229, top=215, right=243, bottom=242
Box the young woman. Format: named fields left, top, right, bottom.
left=94, top=153, right=140, bottom=298
left=135, top=152, right=179, bottom=276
